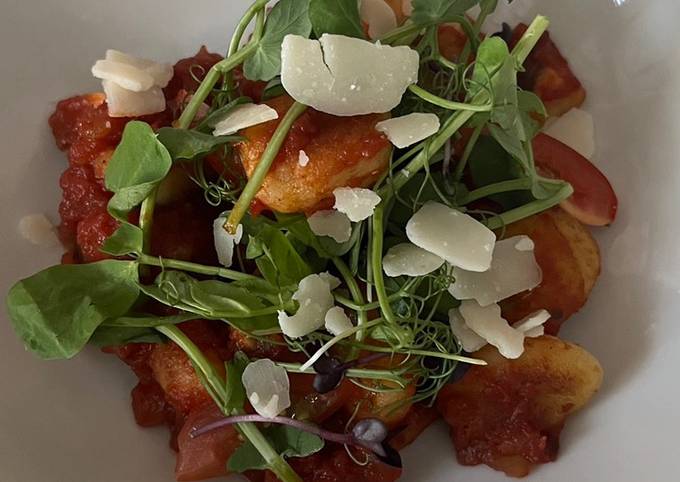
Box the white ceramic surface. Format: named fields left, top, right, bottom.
left=1, top=0, right=679, bottom=481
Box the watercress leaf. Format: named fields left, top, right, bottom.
left=101, top=222, right=143, bottom=256
left=468, top=135, right=533, bottom=209
left=227, top=425, right=324, bottom=472
left=102, top=313, right=197, bottom=328
left=243, top=0, right=312, bottom=81
left=225, top=351, right=249, bottom=413
left=141, top=271, right=280, bottom=331
left=232, top=277, right=296, bottom=305
left=195, top=97, right=253, bottom=133
left=308, top=0, right=364, bottom=38
left=488, top=123, right=530, bottom=168
left=6, top=260, right=140, bottom=360
left=411, top=0, right=481, bottom=26
left=157, top=127, right=240, bottom=160
left=89, top=326, right=164, bottom=347
left=244, top=224, right=312, bottom=287
left=278, top=213, right=360, bottom=259
left=105, top=121, right=172, bottom=214
left=261, top=78, right=286, bottom=101
left=517, top=90, right=547, bottom=139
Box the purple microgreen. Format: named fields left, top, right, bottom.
left=191, top=413, right=394, bottom=461
left=312, top=352, right=390, bottom=394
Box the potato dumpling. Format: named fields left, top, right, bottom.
left=237, top=95, right=392, bottom=214
left=499, top=207, right=601, bottom=334
left=437, top=336, right=603, bottom=477
left=511, top=24, right=587, bottom=117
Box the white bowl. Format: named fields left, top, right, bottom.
left=1, top=1, right=678, bottom=481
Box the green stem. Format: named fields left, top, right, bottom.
left=408, top=85, right=492, bottom=112
left=177, top=42, right=258, bottom=129
left=277, top=362, right=407, bottom=387
left=332, top=257, right=368, bottom=349
left=226, top=102, right=307, bottom=233
left=485, top=182, right=573, bottom=230
left=370, top=205, right=398, bottom=326
left=453, top=122, right=482, bottom=181
left=156, top=325, right=302, bottom=482
left=380, top=21, right=424, bottom=45
left=300, top=318, right=385, bottom=371
left=137, top=253, right=259, bottom=282
left=223, top=0, right=269, bottom=98
left=460, top=177, right=533, bottom=205
left=238, top=423, right=303, bottom=482
left=139, top=187, right=158, bottom=253
left=511, top=16, right=550, bottom=64
left=380, top=109, right=477, bottom=198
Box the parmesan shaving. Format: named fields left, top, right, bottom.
left=375, top=113, right=440, bottom=148
left=278, top=274, right=338, bottom=339
left=105, top=49, right=174, bottom=88
left=406, top=202, right=496, bottom=272
left=543, top=108, right=596, bottom=159
left=213, top=216, right=242, bottom=268
left=213, top=104, right=279, bottom=136
left=333, top=187, right=381, bottom=222
left=281, top=34, right=419, bottom=116
left=325, top=307, right=354, bottom=336
left=307, top=210, right=352, bottom=243
left=459, top=301, right=525, bottom=359
left=102, top=80, right=166, bottom=118
left=92, top=60, right=155, bottom=93
left=298, top=150, right=310, bottom=167
left=449, top=309, right=486, bottom=353
left=242, top=359, right=291, bottom=418
left=383, top=243, right=444, bottom=277
left=449, top=236, right=542, bottom=306
left=18, top=214, right=58, bottom=247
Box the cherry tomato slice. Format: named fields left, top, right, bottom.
left=532, top=133, right=618, bottom=226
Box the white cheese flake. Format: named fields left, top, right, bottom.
left=92, top=60, right=155, bottom=92
left=333, top=187, right=381, bottom=222
left=281, top=34, right=419, bottom=116
left=513, top=310, right=551, bottom=338
left=105, top=49, right=174, bottom=88
left=449, top=235, right=542, bottom=306
left=18, top=214, right=58, bottom=247
left=242, top=359, right=291, bottom=418
left=213, top=216, right=242, bottom=268
left=298, top=150, right=310, bottom=167
left=406, top=202, right=496, bottom=272
left=307, top=210, right=352, bottom=243
left=459, top=301, right=525, bottom=359
left=360, top=0, right=398, bottom=40
left=543, top=108, right=596, bottom=159
left=213, top=104, right=279, bottom=136
left=375, top=113, right=440, bottom=148
left=449, top=309, right=486, bottom=353
left=325, top=307, right=354, bottom=336
left=102, top=80, right=166, bottom=118
left=319, top=272, right=342, bottom=291
left=383, top=243, right=444, bottom=277
left=278, top=274, right=338, bottom=339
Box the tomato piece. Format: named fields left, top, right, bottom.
left=175, top=403, right=241, bottom=482
left=532, top=133, right=618, bottom=226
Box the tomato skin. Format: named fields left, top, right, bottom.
left=532, top=133, right=618, bottom=226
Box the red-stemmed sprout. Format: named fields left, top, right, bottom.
left=191, top=415, right=401, bottom=468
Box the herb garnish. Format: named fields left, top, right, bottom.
left=5, top=2, right=573, bottom=481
